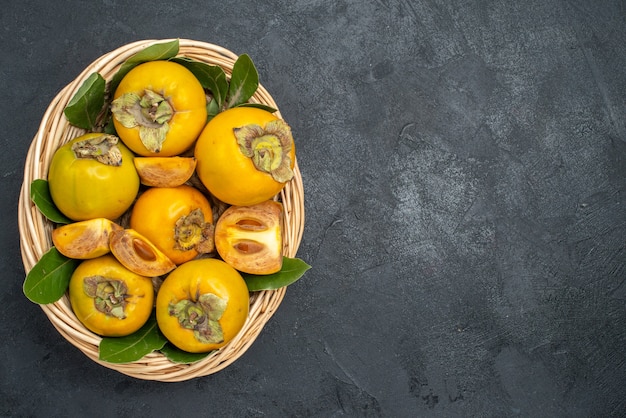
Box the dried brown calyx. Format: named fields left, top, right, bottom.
left=83, top=275, right=128, bottom=319
left=71, top=134, right=123, bottom=166
left=234, top=119, right=294, bottom=183
left=174, top=208, right=215, bottom=254
left=111, top=89, right=174, bottom=153
left=169, top=293, right=228, bottom=344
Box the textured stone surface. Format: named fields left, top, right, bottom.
left=1, top=0, right=625, bottom=416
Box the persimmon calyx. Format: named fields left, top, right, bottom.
left=234, top=119, right=294, bottom=183
left=83, top=275, right=128, bottom=319
left=174, top=208, right=215, bottom=254
left=111, top=89, right=173, bottom=153
left=168, top=293, right=228, bottom=344
left=71, top=134, right=123, bottom=166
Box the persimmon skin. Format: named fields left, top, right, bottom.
left=129, top=185, right=213, bottom=265
left=69, top=255, right=154, bottom=337
left=48, top=133, right=139, bottom=222
left=156, top=258, right=250, bottom=353
left=112, top=60, right=207, bottom=157
left=194, top=107, right=296, bottom=206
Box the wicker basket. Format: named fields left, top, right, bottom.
left=18, top=39, right=304, bottom=382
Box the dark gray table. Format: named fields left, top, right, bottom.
left=2, top=1, right=625, bottom=416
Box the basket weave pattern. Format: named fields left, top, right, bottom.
left=18, top=39, right=304, bottom=381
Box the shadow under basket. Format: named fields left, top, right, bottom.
left=18, top=39, right=305, bottom=382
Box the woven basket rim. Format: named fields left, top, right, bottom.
left=18, top=38, right=305, bottom=382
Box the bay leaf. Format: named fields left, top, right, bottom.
left=102, top=119, right=118, bottom=135
left=237, top=102, right=278, bottom=113
left=99, top=314, right=168, bottom=363
left=30, top=179, right=71, bottom=224
left=23, top=247, right=80, bottom=304
left=207, top=98, right=220, bottom=121
left=243, top=257, right=311, bottom=291
left=173, top=57, right=228, bottom=110
left=160, top=343, right=212, bottom=364
left=63, top=72, right=106, bottom=130
left=108, top=39, right=180, bottom=95
left=226, top=54, right=259, bottom=109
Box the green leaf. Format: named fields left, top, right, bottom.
left=30, top=179, right=72, bottom=224
left=63, top=72, right=106, bottom=130
left=108, top=39, right=180, bottom=95
left=99, top=314, right=168, bottom=363
left=160, top=344, right=212, bottom=364
left=130, top=39, right=180, bottom=62
left=226, top=54, right=259, bottom=109
left=207, top=98, right=220, bottom=121
left=243, top=257, right=311, bottom=291
left=173, top=57, right=229, bottom=109
left=102, top=118, right=118, bottom=135
left=23, top=247, right=80, bottom=304
left=237, top=102, right=278, bottom=113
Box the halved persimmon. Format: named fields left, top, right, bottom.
left=214, top=200, right=283, bottom=275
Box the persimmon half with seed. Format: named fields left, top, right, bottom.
left=109, top=229, right=176, bottom=277
left=214, top=200, right=283, bottom=275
